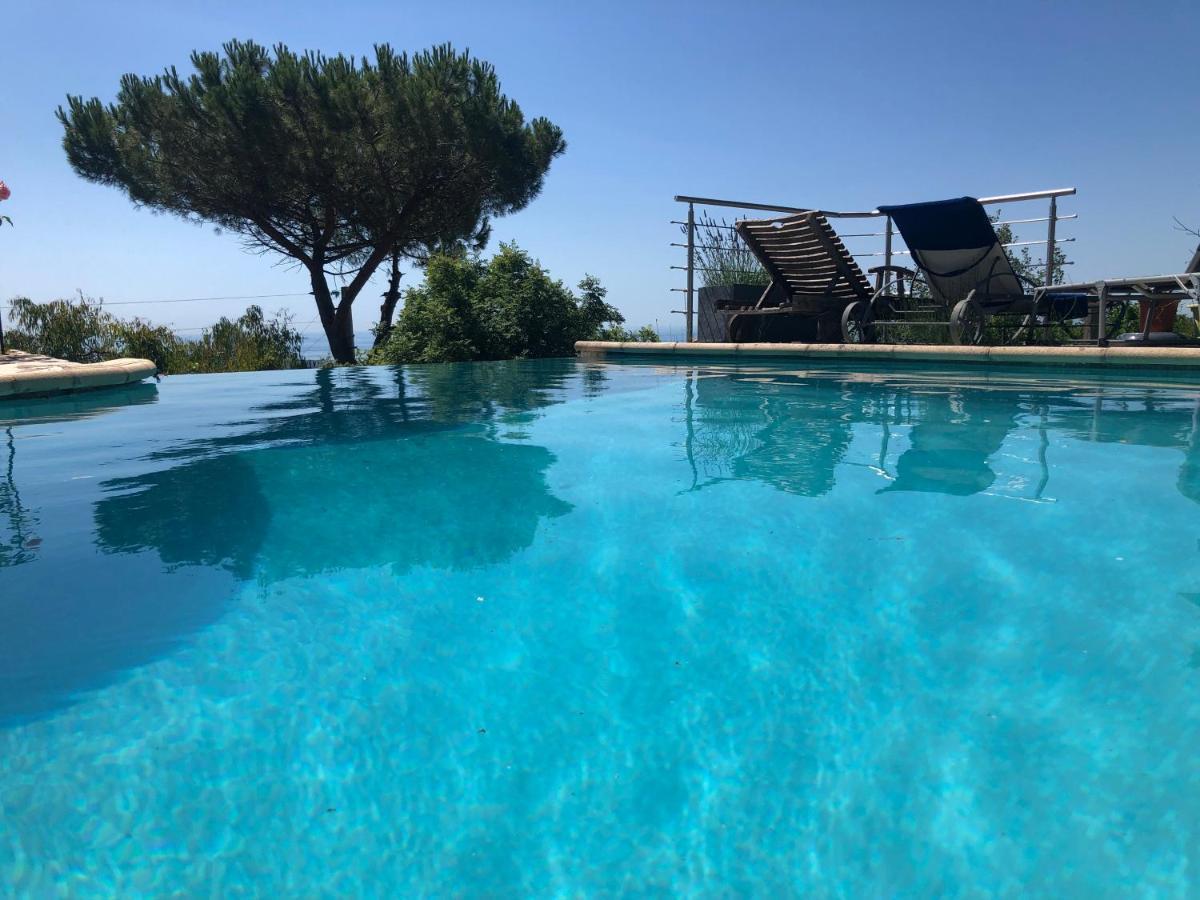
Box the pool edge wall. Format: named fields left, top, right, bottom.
left=574, top=341, right=1200, bottom=371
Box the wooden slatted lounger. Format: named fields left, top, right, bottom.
left=728, top=212, right=874, bottom=343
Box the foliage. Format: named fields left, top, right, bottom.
left=688, top=212, right=769, bottom=288
left=109, top=318, right=180, bottom=372
left=376, top=254, right=483, bottom=364
left=598, top=324, right=660, bottom=342
left=370, top=243, right=652, bottom=363
left=5, top=295, right=114, bottom=362
left=472, top=244, right=585, bottom=359
left=170, top=306, right=304, bottom=373
left=993, top=215, right=1069, bottom=288
left=58, top=40, right=566, bottom=362
left=4, top=295, right=304, bottom=373
left=575, top=275, right=625, bottom=339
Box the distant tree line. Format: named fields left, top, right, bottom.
left=4, top=248, right=658, bottom=373
left=4, top=296, right=304, bottom=374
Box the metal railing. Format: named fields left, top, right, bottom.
left=671, top=188, right=1077, bottom=342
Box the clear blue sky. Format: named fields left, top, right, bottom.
left=2, top=0, right=1198, bottom=342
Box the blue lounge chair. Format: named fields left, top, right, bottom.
left=844, top=196, right=1090, bottom=344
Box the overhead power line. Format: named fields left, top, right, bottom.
left=0, top=291, right=311, bottom=312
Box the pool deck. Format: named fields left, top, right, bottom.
left=575, top=341, right=1200, bottom=370
left=0, top=350, right=157, bottom=399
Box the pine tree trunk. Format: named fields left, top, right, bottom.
left=309, top=266, right=357, bottom=364
left=326, top=304, right=356, bottom=364
left=373, top=253, right=402, bottom=350
left=311, top=240, right=397, bottom=364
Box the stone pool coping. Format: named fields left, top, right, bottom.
left=0, top=350, right=157, bottom=399
left=575, top=341, right=1200, bottom=369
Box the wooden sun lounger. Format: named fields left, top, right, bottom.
left=727, top=212, right=873, bottom=341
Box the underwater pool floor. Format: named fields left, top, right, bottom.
left=1, top=359, right=1199, bottom=895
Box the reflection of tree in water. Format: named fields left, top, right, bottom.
left=0, top=363, right=587, bottom=727
left=96, top=453, right=268, bottom=579
left=405, top=357, right=585, bottom=427
left=0, top=428, right=39, bottom=567
left=94, top=360, right=584, bottom=582
left=0, top=383, right=159, bottom=570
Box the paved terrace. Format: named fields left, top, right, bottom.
left=575, top=341, right=1200, bottom=370
left=0, top=350, right=157, bottom=399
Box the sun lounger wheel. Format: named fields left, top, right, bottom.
left=950, top=297, right=986, bottom=345
left=840, top=301, right=876, bottom=344
left=728, top=313, right=758, bottom=343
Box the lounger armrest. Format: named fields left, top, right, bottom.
left=868, top=264, right=918, bottom=294
left=867, top=265, right=916, bottom=278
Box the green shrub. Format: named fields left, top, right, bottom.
left=110, top=317, right=181, bottom=372
left=169, top=305, right=304, bottom=373
left=5, top=295, right=115, bottom=362
left=690, top=213, right=769, bottom=288
left=370, top=243, right=637, bottom=364
left=598, top=324, right=659, bottom=342
left=375, top=252, right=483, bottom=363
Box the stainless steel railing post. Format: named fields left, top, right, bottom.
left=685, top=202, right=695, bottom=343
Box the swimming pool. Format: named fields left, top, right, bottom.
left=2, top=358, right=1199, bottom=895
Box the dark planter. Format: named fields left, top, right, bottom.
left=700, top=283, right=846, bottom=343
left=697, top=283, right=778, bottom=342
left=727, top=310, right=842, bottom=343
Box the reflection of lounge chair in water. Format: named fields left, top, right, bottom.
left=1047, top=391, right=1200, bottom=505
left=687, top=374, right=1020, bottom=498
left=1179, top=412, right=1200, bottom=506
left=688, top=374, right=853, bottom=497
left=879, top=395, right=1015, bottom=496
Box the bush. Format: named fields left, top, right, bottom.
left=370, top=243, right=653, bottom=364
left=3, top=295, right=303, bottom=374
left=6, top=295, right=115, bottom=362
left=111, top=318, right=180, bottom=372
left=169, top=306, right=304, bottom=373
left=598, top=324, right=659, bottom=342
left=688, top=212, right=769, bottom=288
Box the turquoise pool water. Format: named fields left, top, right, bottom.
left=2, top=358, right=1200, bottom=895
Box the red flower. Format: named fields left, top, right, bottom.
left=0, top=181, right=9, bottom=202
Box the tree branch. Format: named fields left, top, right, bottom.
left=339, top=195, right=422, bottom=304
left=252, top=217, right=311, bottom=263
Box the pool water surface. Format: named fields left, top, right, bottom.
left=1, top=358, right=1199, bottom=895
